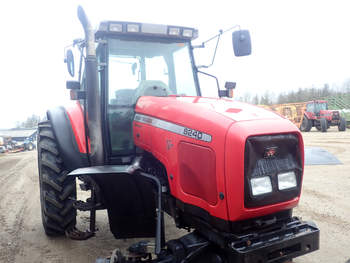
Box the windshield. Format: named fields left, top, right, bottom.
left=106, top=38, right=198, bottom=156
left=307, top=102, right=328, bottom=113
left=315, top=102, right=328, bottom=111
left=108, top=38, right=198, bottom=106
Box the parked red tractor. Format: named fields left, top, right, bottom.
left=37, top=6, right=319, bottom=263
left=300, top=100, right=346, bottom=132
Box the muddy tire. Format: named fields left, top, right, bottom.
left=300, top=116, right=312, bottom=132
left=38, top=121, right=76, bottom=236
left=338, top=117, right=346, bottom=131
left=320, top=118, right=327, bottom=132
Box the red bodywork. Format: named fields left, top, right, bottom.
left=65, top=97, right=304, bottom=223
left=65, top=102, right=89, bottom=154
left=133, top=96, right=304, bottom=222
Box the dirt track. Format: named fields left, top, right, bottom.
left=0, top=128, right=349, bottom=263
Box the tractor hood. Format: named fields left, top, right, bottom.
left=133, top=96, right=302, bottom=222
left=319, top=109, right=341, bottom=120
left=135, top=96, right=283, bottom=127
left=319, top=109, right=339, bottom=115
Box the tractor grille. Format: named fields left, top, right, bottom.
left=244, top=134, right=302, bottom=208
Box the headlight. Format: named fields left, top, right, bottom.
left=109, top=23, right=123, bottom=32
left=278, top=171, right=297, bottom=190
left=168, top=27, right=180, bottom=36
left=250, top=176, right=272, bottom=196
left=183, top=29, right=193, bottom=38
left=127, top=24, right=140, bottom=33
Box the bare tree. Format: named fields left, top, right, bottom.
left=17, top=114, right=42, bottom=128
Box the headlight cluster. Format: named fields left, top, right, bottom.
left=244, top=134, right=302, bottom=207
left=251, top=171, right=297, bottom=196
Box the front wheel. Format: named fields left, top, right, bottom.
left=338, top=117, right=346, bottom=131
left=38, top=121, right=77, bottom=236
left=300, top=116, right=312, bottom=132
left=320, top=118, right=328, bottom=132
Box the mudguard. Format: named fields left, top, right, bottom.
left=69, top=165, right=157, bottom=239
left=47, top=106, right=89, bottom=171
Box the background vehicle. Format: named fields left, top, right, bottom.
left=0, top=145, right=6, bottom=153
left=0, top=129, right=37, bottom=152
left=37, top=6, right=319, bottom=263
left=300, top=100, right=346, bottom=132
left=23, top=139, right=36, bottom=151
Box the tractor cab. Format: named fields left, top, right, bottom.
left=67, top=19, right=251, bottom=165
left=94, top=22, right=201, bottom=159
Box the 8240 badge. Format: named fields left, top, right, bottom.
left=182, top=127, right=211, bottom=142
left=183, top=127, right=203, bottom=140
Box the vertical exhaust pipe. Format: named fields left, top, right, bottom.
left=77, top=6, right=104, bottom=166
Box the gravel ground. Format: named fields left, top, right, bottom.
left=294, top=127, right=350, bottom=263
left=0, top=127, right=349, bottom=263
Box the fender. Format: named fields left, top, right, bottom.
left=68, top=163, right=157, bottom=239
left=47, top=106, right=89, bottom=171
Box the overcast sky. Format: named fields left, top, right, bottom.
left=0, top=0, right=350, bottom=128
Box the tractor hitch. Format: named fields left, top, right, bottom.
left=96, top=217, right=319, bottom=263
left=227, top=217, right=319, bottom=263
left=96, top=232, right=211, bottom=263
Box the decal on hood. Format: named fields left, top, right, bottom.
left=134, top=113, right=212, bottom=142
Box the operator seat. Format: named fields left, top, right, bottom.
left=133, top=80, right=171, bottom=103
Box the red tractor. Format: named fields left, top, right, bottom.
left=38, top=6, right=319, bottom=263
left=300, top=100, right=346, bottom=132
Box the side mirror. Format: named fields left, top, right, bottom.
left=66, top=80, right=80, bottom=90
left=65, top=49, right=75, bottom=77
left=218, top=82, right=236, bottom=98
left=232, top=30, right=251, bottom=57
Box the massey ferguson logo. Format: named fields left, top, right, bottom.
left=264, top=147, right=277, bottom=158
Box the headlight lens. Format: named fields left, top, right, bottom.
left=168, top=27, right=181, bottom=36
left=109, top=23, right=123, bottom=32
left=250, top=176, right=272, bottom=196
left=183, top=29, right=193, bottom=38
left=278, top=171, right=297, bottom=190
left=127, top=24, right=140, bottom=33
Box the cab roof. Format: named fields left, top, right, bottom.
left=95, top=21, right=198, bottom=41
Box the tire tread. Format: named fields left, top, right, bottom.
left=38, top=121, right=76, bottom=236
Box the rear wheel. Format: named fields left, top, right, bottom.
left=338, top=117, right=346, bottom=131
left=300, top=116, right=312, bottom=132
left=320, top=118, right=327, bottom=132
left=38, top=120, right=76, bottom=236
